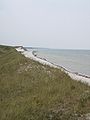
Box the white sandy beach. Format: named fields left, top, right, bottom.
left=16, top=47, right=90, bottom=86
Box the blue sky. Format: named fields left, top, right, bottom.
left=0, top=0, right=90, bottom=49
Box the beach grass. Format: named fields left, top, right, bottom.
left=0, top=45, right=90, bottom=120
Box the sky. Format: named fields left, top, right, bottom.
left=0, top=0, right=90, bottom=49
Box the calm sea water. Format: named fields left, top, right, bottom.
left=32, top=48, right=90, bottom=76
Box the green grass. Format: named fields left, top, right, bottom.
left=0, top=45, right=90, bottom=120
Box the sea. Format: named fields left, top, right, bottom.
left=27, top=48, right=90, bottom=76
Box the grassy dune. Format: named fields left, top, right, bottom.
left=0, top=45, right=90, bottom=120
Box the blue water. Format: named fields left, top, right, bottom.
left=33, top=48, right=90, bottom=76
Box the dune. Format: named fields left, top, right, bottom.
left=16, top=46, right=90, bottom=86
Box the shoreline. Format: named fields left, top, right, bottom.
left=15, top=46, right=90, bottom=86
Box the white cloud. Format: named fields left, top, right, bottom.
left=0, top=0, right=90, bottom=49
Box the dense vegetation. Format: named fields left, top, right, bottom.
left=0, top=45, right=90, bottom=120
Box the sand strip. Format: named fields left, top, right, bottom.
left=16, top=47, right=90, bottom=86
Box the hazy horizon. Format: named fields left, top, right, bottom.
left=0, top=0, right=90, bottom=49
